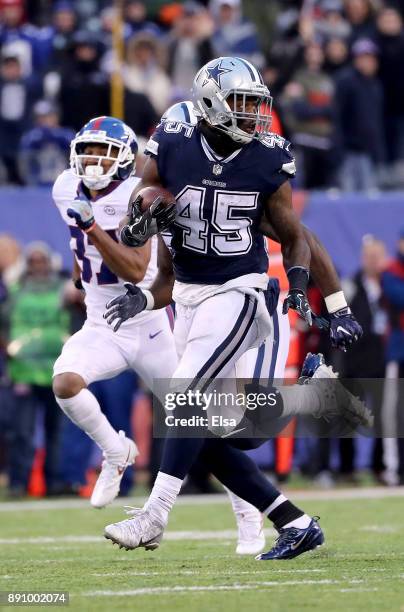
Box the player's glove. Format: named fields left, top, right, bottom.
left=120, top=194, right=176, bottom=247
left=67, top=196, right=95, bottom=232
left=283, top=289, right=313, bottom=325
left=329, top=307, right=363, bottom=351
left=103, top=283, right=147, bottom=332
left=282, top=266, right=312, bottom=326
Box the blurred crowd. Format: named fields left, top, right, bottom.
left=0, top=229, right=404, bottom=497
left=0, top=0, right=402, bottom=189
left=1, top=0, right=404, bottom=499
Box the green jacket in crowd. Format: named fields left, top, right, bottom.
left=5, top=276, right=69, bottom=387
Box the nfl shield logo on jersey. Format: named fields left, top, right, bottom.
left=212, top=163, right=223, bottom=176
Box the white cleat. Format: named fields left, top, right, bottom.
left=104, top=507, right=166, bottom=551
left=311, top=364, right=374, bottom=428
left=91, top=431, right=138, bottom=509
left=235, top=509, right=265, bottom=555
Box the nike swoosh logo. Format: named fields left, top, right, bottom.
left=139, top=536, right=157, bottom=547
left=337, top=326, right=352, bottom=336
left=149, top=330, right=163, bottom=339
left=117, top=445, right=132, bottom=474
left=221, top=427, right=247, bottom=438
left=291, top=531, right=308, bottom=550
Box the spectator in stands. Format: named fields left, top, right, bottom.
left=48, top=1, right=78, bottom=72
left=0, top=235, right=20, bottom=489
left=124, top=1, right=162, bottom=38
left=0, top=0, right=55, bottom=74
left=210, top=0, right=264, bottom=68
left=381, top=230, right=404, bottom=485
left=124, top=33, right=171, bottom=115
left=312, top=0, right=351, bottom=43
left=281, top=41, right=337, bottom=189
left=167, top=1, right=214, bottom=96
left=323, top=37, right=350, bottom=74
left=96, top=6, right=141, bottom=76
left=0, top=51, right=41, bottom=184
left=0, top=0, right=33, bottom=73
left=18, top=99, right=74, bottom=186
left=266, top=11, right=304, bottom=97
left=340, top=236, right=388, bottom=481
left=343, top=236, right=388, bottom=379
left=344, top=0, right=377, bottom=44
left=0, top=234, right=22, bottom=285
left=335, top=38, right=384, bottom=191
left=58, top=31, right=108, bottom=131
left=0, top=236, right=12, bottom=382
left=3, top=242, right=69, bottom=497
left=376, top=6, right=404, bottom=184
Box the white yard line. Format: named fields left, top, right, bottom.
left=90, top=569, right=326, bottom=578
left=0, top=486, right=403, bottom=513
left=0, top=529, right=276, bottom=545
left=82, top=575, right=404, bottom=597
left=85, top=580, right=340, bottom=596
left=338, top=588, right=379, bottom=593
left=359, top=525, right=399, bottom=533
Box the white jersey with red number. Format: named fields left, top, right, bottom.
left=52, top=169, right=158, bottom=327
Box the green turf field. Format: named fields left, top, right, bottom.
left=0, top=491, right=403, bottom=611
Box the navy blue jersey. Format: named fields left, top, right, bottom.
left=145, top=122, right=295, bottom=284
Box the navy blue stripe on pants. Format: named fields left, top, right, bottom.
left=161, top=295, right=258, bottom=479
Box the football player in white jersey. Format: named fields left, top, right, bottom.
left=52, top=116, right=178, bottom=508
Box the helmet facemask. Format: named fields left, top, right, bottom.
left=217, top=89, right=273, bottom=144
left=70, top=135, right=136, bottom=190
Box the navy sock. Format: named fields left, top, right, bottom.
left=199, top=438, right=304, bottom=529
left=267, top=500, right=304, bottom=530
left=160, top=436, right=206, bottom=480
left=159, top=394, right=208, bottom=479
left=199, top=438, right=281, bottom=511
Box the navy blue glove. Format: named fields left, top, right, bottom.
left=329, top=307, right=363, bottom=351
left=67, top=196, right=95, bottom=232
left=121, top=195, right=176, bottom=247
left=283, top=289, right=313, bottom=326
left=103, top=283, right=147, bottom=332
left=282, top=266, right=312, bottom=325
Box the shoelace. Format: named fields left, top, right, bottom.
left=114, top=507, right=150, bottom=539
left=123, top=505, right=165, bottom=536
left=273, top=517, right=318, bottom=549
left=123, top=506, right=142, bottom=517
left=274, top=527, right=301, bottom=548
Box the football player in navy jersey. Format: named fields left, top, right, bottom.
left=103, top=58, right=365, bottom=559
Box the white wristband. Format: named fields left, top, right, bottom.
left=142, top=289, right=155, bottom=311
left=324, top=290, right=348, bottom=314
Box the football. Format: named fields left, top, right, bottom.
left=136, top=185, right=176, bottom=212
